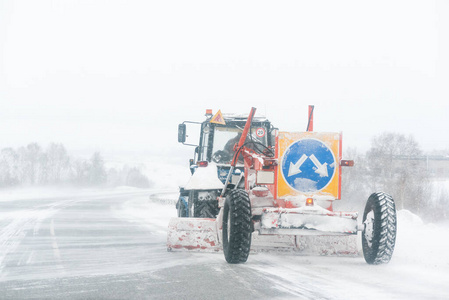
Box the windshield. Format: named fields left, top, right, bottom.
left=211, top=125, right=269, bottom=164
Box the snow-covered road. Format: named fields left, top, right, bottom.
left=0, top=188, right=448, bottom=299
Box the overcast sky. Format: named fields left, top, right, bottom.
left=1, top=0, right=448, bottom=160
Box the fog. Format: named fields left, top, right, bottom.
left=1, top=0, right=449, bottom=159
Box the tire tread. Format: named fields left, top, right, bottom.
left=223, top=189, right=252, bottom=264
left=362, top=192, right=397, bottom=264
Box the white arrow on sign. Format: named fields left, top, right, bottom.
left=288, top=154, right=308, bottom=177
left=309, top=154, right=328, bottom=177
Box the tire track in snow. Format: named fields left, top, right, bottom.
left=0, top=215, right=32, bottom=278
left=0, top=199, right=80, bottom=277
left=50, top=218, right=66, bottom=275
left=0, top=191, right=144, bottom=270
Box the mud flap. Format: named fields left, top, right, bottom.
left=167, top=217, right=221, bottom=252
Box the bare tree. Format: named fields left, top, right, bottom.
left=89, top=152, right=107, bottom=186
left=366, top=132, right=429, bottom=213
left=17, top=143, right=44, bottom=185
left=0, top=148, right=20, bottom=187
left=126, top=167, right=152, bottom=188
left=72, top=159, right=91, bottom=186
left=44, top=143, right=71, bottom=184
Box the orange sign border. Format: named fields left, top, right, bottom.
left=276, top=131, right=342, bottom=200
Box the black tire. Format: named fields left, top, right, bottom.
left=176, top=197, right=188, bottom=217
left=222, top=189, right=252, bottom=264
left=362, top=192, right=397, bottom=265
left=194, top=200, right=219, bottom=218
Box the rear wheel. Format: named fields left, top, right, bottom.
left=195, top=200, right=219, bottom=218
left=362, top=192, right=397, bottom=264
left=222, top=189, right=252, bottom=264
left=193, top=190, right=219, bottom=218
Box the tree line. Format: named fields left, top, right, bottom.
left=341, top=132, right=448, bottom=222
left=0, top=143, right=152, bottom=188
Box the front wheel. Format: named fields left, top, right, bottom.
left=222, top=189, right=252, bottom=264
left=362, top=192, right=397, bottom=264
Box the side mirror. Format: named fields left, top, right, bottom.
left=178, top=124, right=186, bottom=143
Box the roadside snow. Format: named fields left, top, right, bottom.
left=395, top=210, right=449, bottom=267
left=104, top=156, right=191, bottom=191
left=111, top=192, right=177, bottom=235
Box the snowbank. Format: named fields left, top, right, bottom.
left=395, top=209, right=449, bottom=267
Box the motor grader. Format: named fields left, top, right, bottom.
left=169, top=106, right=397, bottom=264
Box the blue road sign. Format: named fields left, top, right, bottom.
left=281, top=138, right=336, bottom=193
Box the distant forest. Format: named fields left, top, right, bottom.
left=0, top=143, right=152, bottom=188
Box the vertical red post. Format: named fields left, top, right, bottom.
left=307, top=105, right=314, bottom=132
left=231, top=107, right=256, bottom=167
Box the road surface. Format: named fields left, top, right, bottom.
left=0, top=188, right=448, bottom=299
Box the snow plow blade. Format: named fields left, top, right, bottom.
left=253, top=207, right=359, bottom=255
left=260, top=208, right=358, bottom=235
left=251, top=233, right=358, bottom=255
left=166, top=216, right=359, bottom=255
left=167, top=218, right=221, bottom=252
left=295, top=235, right=358, bottom=256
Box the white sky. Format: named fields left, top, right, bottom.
left=1, top=0, right=448, bottom=160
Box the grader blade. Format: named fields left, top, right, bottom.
left=251, top=233, right=359, bottom=256
left=295, top=235, right=359, bottom=256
